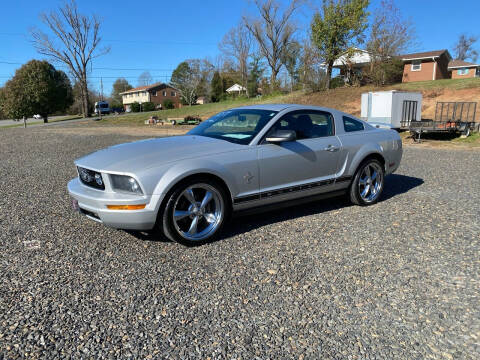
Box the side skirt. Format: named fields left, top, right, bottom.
left=233, top=189, right=348, bottom=218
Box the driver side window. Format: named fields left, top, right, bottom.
left=270, top=110, right=334, bottom=140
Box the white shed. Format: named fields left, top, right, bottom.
left=361, top=90, right=423, bottom=129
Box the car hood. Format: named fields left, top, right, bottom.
left=75, top=135, right=243, bottom=173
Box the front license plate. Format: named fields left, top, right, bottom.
left=72, top=199, right=79, bottom=211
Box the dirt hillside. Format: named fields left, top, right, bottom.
left=290, top=86, right=480, bottom=121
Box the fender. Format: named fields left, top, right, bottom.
left=151, top=158, right=239, bottom=200
left=342, top=142, right=386, bottom=177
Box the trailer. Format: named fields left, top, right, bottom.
left=409, top=102, right=479, bottom=142
left=361, top=90, right=422, bottom=129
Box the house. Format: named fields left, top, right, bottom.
left=120, top=83, right=181, bottom=112
left=226, top=84, right=247, bottom=95
left=332, top=48, right=373, bottom=81
left=400, top=50, right=452, bottom=82
left=448, top=60, right=480, bottom=79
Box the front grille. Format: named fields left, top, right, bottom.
left=77, top=167, right=105, bottom=190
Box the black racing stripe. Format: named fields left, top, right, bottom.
left=234, top=178, right=341, bottom=205
left=336, top=176, right=353, bottom=183
left=233, top=194, right=261, bottom=204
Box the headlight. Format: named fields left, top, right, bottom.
left=110, top=175, right=143, bottom=195
left=77, top=167, right=105, bottom=190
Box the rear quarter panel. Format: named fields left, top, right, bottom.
left=336, top=128, right=402, bottom=177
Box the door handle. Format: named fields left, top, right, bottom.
left=324, top=145, right=339, bottom=152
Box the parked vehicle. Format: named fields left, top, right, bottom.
left=33, top=114, right=42, bottom=119
left=94, top=101, right=110, bottom=115
left=68, top=104, right=403, bottom=246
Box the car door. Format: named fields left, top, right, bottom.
left=257, top=110, right=342, bottom=203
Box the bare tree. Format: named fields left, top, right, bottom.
left=31, top=0, right=109, bottom=118
left=453, top=34, right=478, bottom=61
left=243, top=0, right=301, bottom=89
left=365, top=0, right=415, bottom=85
left=137, top=71, right=153, bottom=86
left=219, top=23, right=252, bottom=96
left=367, top=0, right=415, bottom=60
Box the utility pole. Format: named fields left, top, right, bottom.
left=99, top=77, right=103, bottom=120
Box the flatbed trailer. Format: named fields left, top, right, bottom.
left=409, top=102, right=479, bottom=141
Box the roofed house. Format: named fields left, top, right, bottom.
left=226, top=84, right=247, bottom=95
left=331, top=48, right=373, bottom=82
left=400, top=50, right=452, bottom=82
left=448, top=60, right=480, bottom=79
left=120, top=83, right=181, bottom=112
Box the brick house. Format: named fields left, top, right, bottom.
left=400, top=50, right=452, bottom=82
left=448, top=60, right=480, bottom=79
left=120, top=83, right=181, bottom=112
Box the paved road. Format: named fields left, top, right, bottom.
left=0, top=126, right=479, bottom=359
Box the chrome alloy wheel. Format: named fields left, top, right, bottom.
left=172, top=183, right=224, bottom=241
left=358, top=162, right=384, bottom=203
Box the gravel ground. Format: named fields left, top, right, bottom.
left=0, top=126, right=479, bottom=359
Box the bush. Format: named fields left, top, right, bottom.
left=364, top=59, right=404, bottom=86
left=330, top=76, right=345, bottom=89
left=130, top=102, right=140, bottom=112
left=163, top=99, right=175, bottom=109
left=142, top=102, right=155, bottom=112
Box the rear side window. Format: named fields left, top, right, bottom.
left=343, top=116, right=364, bottom=132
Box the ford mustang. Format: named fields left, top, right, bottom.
left=68, top=104, right=402, bottom=245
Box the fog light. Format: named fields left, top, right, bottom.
left=107, top=204, right=146, bottom=210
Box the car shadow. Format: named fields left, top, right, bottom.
left=126, top=174, right=424, bottom=244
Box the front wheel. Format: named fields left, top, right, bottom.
left=349, top=159, right=385, bottom=206
left=160, top=179, right=229, bottom=246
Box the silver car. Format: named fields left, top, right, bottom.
left=68, top=104, right=402, bottom=245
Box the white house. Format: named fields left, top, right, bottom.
left=331, top=48, right=373, bottom=82
left=226, top=84, right=247, bottom=95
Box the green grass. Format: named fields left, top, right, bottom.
left=393, top=78, right=480, bottom=91
left=0, top=115, right=83, bottom=129
left=452, top=131, right=480, bottom=146
left=96, top=93, right=294, bottom=126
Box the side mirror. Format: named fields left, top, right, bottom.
left=266, top=129, right=296, bottom=144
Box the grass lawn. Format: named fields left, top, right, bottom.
left=0, top=115, right=83, bottom=129
left=95, top=93, right=294, bottom=126
left=393, top=78, right=480, bottom=91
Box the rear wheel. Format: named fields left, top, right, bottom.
left=349, top=159, right=384, bottom=206
left=161, top=178, right=229, bottom=246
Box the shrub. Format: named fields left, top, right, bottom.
left=142, top=102, right=155, bottom=112
left=130, top=102, right=140, bottom=112
left=330, top=76, right=345, bottom=89
left=163, top=99, right=175, bottom=109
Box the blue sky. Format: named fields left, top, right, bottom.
left=1, top=0, right=479, bottom=93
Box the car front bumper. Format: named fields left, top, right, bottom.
left=67, top=178, right=162, bottom=230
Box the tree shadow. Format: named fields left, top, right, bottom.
left=126, top=174, right=424, bottom=244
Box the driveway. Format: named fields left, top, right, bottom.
left=0, top=125, right=479, bottom=359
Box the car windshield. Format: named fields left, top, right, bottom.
left=187, top=109, right=278, bottom=145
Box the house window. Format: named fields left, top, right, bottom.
left=411, top=60, right=421, bottom=71
left=171, top=91, right=176, bottom=97
left=152, top=91, right=157, bottom=96
left=163, top=91, right=167, bottom=97
left=458, top=68, right=469, bottom=76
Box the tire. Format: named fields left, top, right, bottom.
left=349, top=159, right=385, bottom=206
left=171, top=120, right=177, bottom=125
left=160, top=177, right=230, bottom=246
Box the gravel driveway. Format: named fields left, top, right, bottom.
left=1, top=126, right=479, bottom=359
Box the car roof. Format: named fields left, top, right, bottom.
left=233, top=103, right=341, bottom=112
